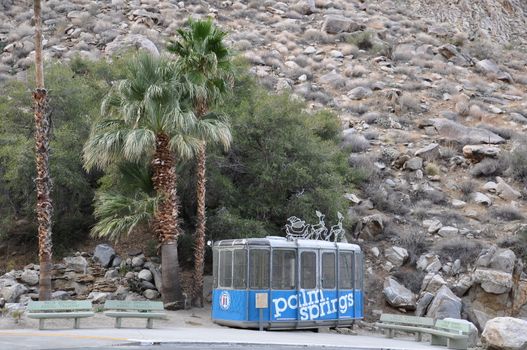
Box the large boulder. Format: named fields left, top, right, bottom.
left=322, top=16, right=365, bottom=34
left=495, top=177, right=522, bottom=201
left=463, top=285, right=511, bottom=330
left=482, top=317, right=527, bottom=350
left=489, top=248, right=516, bottom=274
left=426, top=285, right=461, bottom=319
left=383, top=277, right=416, bottom=310
left=105, top=34, right=159, bottom=57
left=429, top=118, right=505, bottom=145
left=473, top=268, right=513, bottom=294
left=94, top=244, right=116, bottom=268
left=415, top=292, right=434, bottom=316
left=384, top=246, right=408, bottom=267
left=0, top=283, right=28, bottom=303
left=64, top=255, right=88, bottom=273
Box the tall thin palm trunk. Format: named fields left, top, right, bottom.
left=33, top=0, right=53, bottom=301
left=152, top=132, right=184, bottom=309
left=192, top=101, right=208, bottom=307
left=192, top=142, right=206, bottom=307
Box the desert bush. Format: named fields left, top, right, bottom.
left=399, top=93, right=421, bottom=113
left=0, top=57, right=126, bottom=252
left=498, top=228, right=527, bottom=265
left=348, top=154, right=378, bottom=184
left=364, top=184, right=410, bottom=215
left=509, top=144, right=527, bottom=182
left=362, top=112, right=380, bottom=124
left=425, top=163, right=440, bottom=176
left=397, top=229, right=428, bottom=265
left=363, top=131, right=379, bottom=140
left=435, top=238, right=483, bottom=266
left=490, top=206, right=525, bottom=222
left=347, top=103, right=369, bottom=115
left=411, top=188, right=448, bottom=205
left=458, top=180, right=476, bottom=201
left=345, top=134, right=370, bottom=153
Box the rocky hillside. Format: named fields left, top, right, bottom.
left=1, top=0, right=527, bottom=339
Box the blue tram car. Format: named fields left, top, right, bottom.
left=211, top=236, right=364, bottom=329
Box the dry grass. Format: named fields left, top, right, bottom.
left=399, top=93, right=421, bottom=113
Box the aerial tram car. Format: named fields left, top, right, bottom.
left=211, top=220, right=364, bottom=330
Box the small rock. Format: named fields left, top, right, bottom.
left=131, top=255, right=145, bottom=268
left=404, top=157, right=423, bottom=171
left=476, top=59, right=499, bottom=74
left=348, top=86, right=372, bottom=100
left=105, top=270, right=119, bottom=279
left=88, top=292, right=109, bottom=304
left=426, top=220, right=443, bottom=233
left=112, top=256, right=122, bottom=268
left=138, top=269, right=153, bottom=282
left=483, top=181, right=498, bottom=193
left=64, top=256, right=88, bottom=273
left=143, top=289, right=160, bottom=300
left=415, top=143, right=439, bottom=159
left=472, top=192, right=492, bottom=206
left=437, top=226, right=459, bottom=236
left=94, top=244, right=116, bottom=268
left=304, top=46, right=316, bottom=54
left=51, top=291, right=70, bottom=300
left=370, top=247, right=380, bottom=258
left=452, top=199, right=466, bottom=209
left=422, top=273, right=447, bottom=294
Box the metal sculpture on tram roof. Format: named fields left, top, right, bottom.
left=285, top=211, right=345, bottom=242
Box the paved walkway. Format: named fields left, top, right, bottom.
left=0, top=327, right=446, bottom=350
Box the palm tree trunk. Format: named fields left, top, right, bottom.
left=152, top=132, right=184, bottom=309
left=191, top=142, right=206, bottom=307
left=33, top=0, right=53, bottom=301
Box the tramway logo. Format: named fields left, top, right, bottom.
left=272, top=289, right=354, bottom=321
left=219, top=291, right=231, bottom=310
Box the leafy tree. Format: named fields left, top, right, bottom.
left=202, top=71, right=350, bottom=241
left=0, top=57, right=124, bottom=262
left=83, top=53, right=229, bottom=309
left=168, top=18, right=233, bottom=307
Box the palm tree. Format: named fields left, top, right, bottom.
left=83, top=53, right=230, bottom=309
left=168, top=18, right=233, bottom=307
left=33, top=0, right=53, bottom=301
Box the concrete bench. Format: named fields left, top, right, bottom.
left=428, top=320, right=470, bottom=350
left=375, top=313, right=435, bottom=341
left=27, top=300, right=94, bottom=330
left=103, top=300, right=166, bottom=329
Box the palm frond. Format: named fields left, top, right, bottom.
left=91, top=191, right=158, bottom=242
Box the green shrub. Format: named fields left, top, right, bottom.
left=0, top=57, right=125, bottom=253
left=509, top=144, right=527, bottom=182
